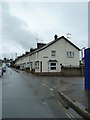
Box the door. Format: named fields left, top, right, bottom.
left=40, top=61, right=42, bottom=72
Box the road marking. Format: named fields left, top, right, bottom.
left=50, top=88, right=53, bottom=90
left=56, top=100, right=77, bottom=120
left=42, top=84, right=77, bottom=119
left=42, top=83, right=46, bottom=86
left=50, top=88, right=54, bottom=96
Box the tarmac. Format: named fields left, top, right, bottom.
left=8, top=68, right=90, bottom=119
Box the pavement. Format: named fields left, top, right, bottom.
left=2, top=67, right=88, bottom=119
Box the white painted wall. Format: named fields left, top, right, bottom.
left=36, top=38, right=79, bottom=72
left=15, top=38, right=80, bottom=73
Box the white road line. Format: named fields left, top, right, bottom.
left=42, top=83, right=46, bottom=86
left=42, top=83, right=76, bottom=119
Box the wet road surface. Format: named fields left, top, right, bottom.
left=2, top=68, right=70, bottom=118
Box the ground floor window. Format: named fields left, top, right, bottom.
left=35, top=61, right=39, bottom=70
left=23, top=63, right=26, bottom=68
left=30, top=62, right=33, bottom=70
left=48, top=62, right=57, bottom=70
left=27, top=62, right=30, bottom=67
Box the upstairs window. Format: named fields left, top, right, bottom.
left=67, top=51, right=74, bottom=58
left=51, top=50, right=56, bottom=57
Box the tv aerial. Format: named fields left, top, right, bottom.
left=67, top=33, right=71, bottom=39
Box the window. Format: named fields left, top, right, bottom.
left=67, top=51, right=74, bottom=58
left=51, top=50, right=56, bottom=57
left=30, top=62, right=33, bottom=68
left=35, top=61, right=39, bottom=70
left=49, top=62, right=57, bottom=70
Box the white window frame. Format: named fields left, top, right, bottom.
left=27, top=62, right=30, bottom=67
left=23, top=63, right=26, bottom=68
left=35, top=61, right=39, bottom=70
left=67, top=51, right=74, bottom=58
left=30, top=63, right=32, bottom=69
left=48, top=62, right=57, bottom=70
left=51, top=50, right=56, bottom=57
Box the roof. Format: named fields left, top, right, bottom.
left=48, top=60, right=58, bottom=62
left=15, top=36, right=80, bottom=62
left=30, top=36, right=80, bottom=56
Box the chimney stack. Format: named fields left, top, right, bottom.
left=54, top=34, right=58, bottom=40
left=37, top=43, right=46, bottom=49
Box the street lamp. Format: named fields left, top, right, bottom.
left=81, top=47, right=85, bottom=76
left=81, top=47, right=85, bottom=61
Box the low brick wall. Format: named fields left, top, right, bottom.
left=19, top=66, right=84, bottom=76
left=25, top=68, right=30, bottom=73
left=35, top=67, right=84, bottom=76
left=35, top=72, right=61, bottom=76
left=60, top=66, right=84, bottom=76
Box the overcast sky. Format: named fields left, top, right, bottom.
left=1, top=2, right=88, bottom=59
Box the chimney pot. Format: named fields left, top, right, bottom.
left=54, top=34, right=58, bottom=40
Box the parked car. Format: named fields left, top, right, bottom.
left=0, top=67, right=3, bottom=76
left=2, top=63, right=6, bottom=72
left=2, top=66, right=6, bottom=72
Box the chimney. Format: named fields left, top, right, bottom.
left=37, top=43, right=46, bottom=49
left=25, top=51, right=29, bottom=55
left=30, top=48, right=37, bottom=53
left=54, top=34, right=58, bottom=40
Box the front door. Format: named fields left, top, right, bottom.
left=40, top=61, right=42, bottom=72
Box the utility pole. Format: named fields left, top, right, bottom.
left=15, top=53, right=17, bottom=59
left=81, top=47, right=85, bottom=76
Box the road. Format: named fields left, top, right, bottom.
left=2, top=68, right=68, bottom=118
left=2, top=68, right=82, bottom=118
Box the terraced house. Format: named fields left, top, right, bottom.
left=15, top=35, right=80, bottom=75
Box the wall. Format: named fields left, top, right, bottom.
left=60, top=67, right=84, bottom=76
left=37, top=38, right=79, bottom=73
left=35, top=67, right=84, bottom=76
left=15, top=37, right=80, bottom=73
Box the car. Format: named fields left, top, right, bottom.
left=2, top=66, right=6, bottom=72
left=0, top=67, right=3, bottom=76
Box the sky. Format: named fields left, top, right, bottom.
left=0, top=1, right=88, bottom=59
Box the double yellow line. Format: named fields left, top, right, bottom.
left=56, top=100, right=76, bottom=120
left=49, top=88, right=76, bottom=120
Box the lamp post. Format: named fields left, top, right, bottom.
left=81, top=47, right=85, bottom=76
left=81, top=47, right=85, bottom=60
